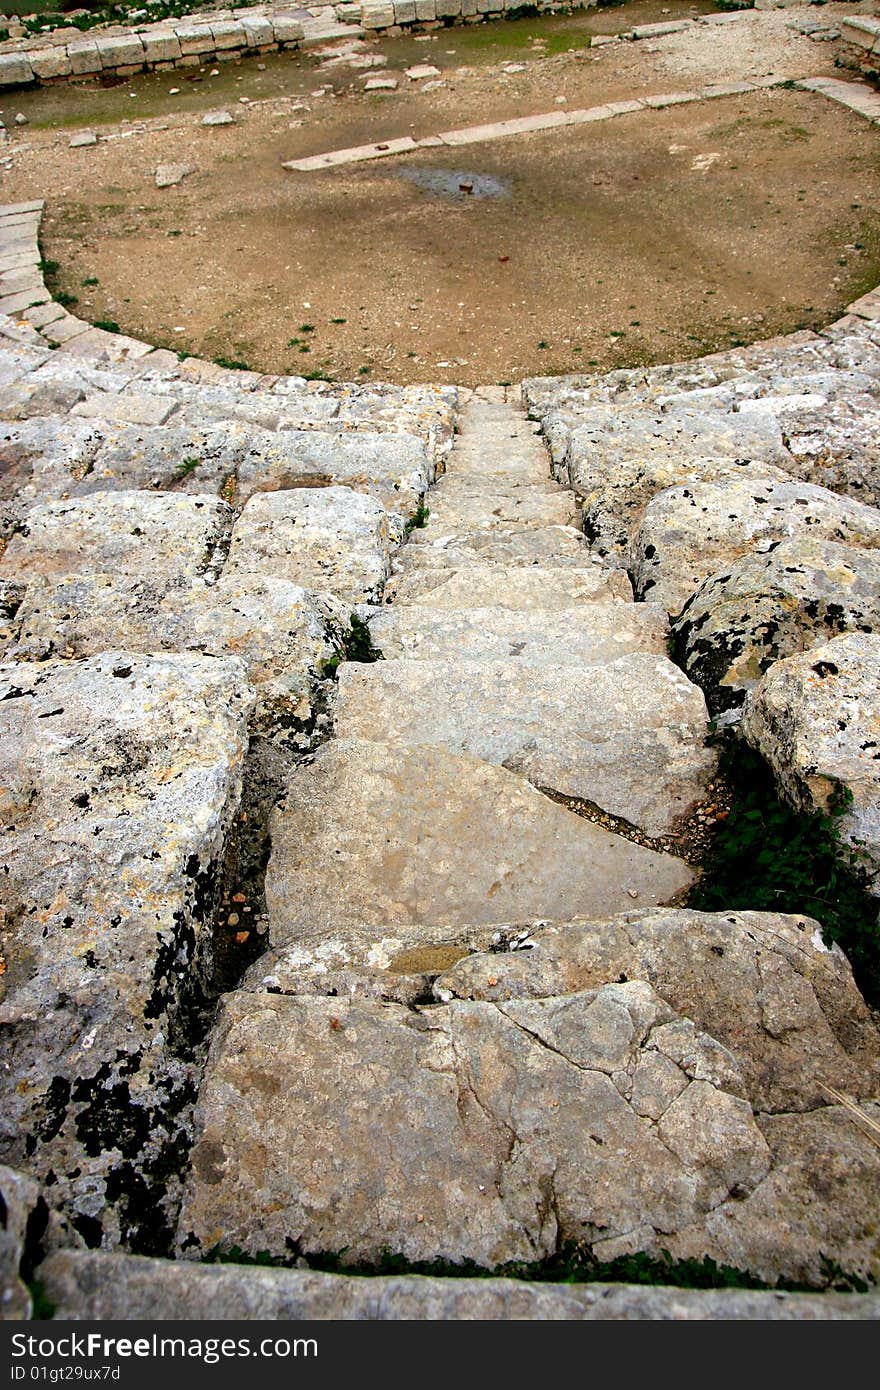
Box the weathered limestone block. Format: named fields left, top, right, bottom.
left=178, top=985, right=772, bottom=1269
left=272, top=15, right=306, bottom=43
left=632, top=475, right=880, bottom=614
left=93, top=35, right=146, bottom=68
left=335, top=654, right=714, bottom=836
left=0, top=654, right=254, bottom=1249
left=366, top=600, right=668, bottom=664
left=782, top=398, right=880, bottom=509
left=233, top=427, right=431, bottom=521
left=36, top=1248, right=880, bottom=1320
left=27, top=48, right=72, bottom=81
left=387, top=561, right=632, bottom=608
left=67, top=42, right=103, bottom=76
left=6, top=572, right=346, bottom=724
left=78, top=421, right=250, bottom=495
left=434, top=908, right=880, bottom=1113
left=239, top=15, right=274, bottom=47
left=0, top=55, right=35, bottom=88
left=672, top=538, right=880, bottom=714
left=0, top=417, right=105, bottom=533
left=141, top=30, right=183, bottom=63
left=742, top=633, right=880, bottom=884
left=0, top=1165, right=39, bottom=1320
left=224, top=487, right=393, bottom=603
left=0, top=492, right=231, bottom=587
left=266, top=738, right=693, bottom=941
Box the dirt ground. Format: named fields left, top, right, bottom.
left=2, top=4, right=880, bottom=385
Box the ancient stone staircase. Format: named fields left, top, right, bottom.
left=2, top=204, right=880, bottom=1317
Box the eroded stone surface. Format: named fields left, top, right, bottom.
left=266, top=738, right=694, bottom=941
left=632, top=475, right=880, bottom=614
left=39, top=1249, right=880, bottom=1320
left=0, top=1165, right=39, bottom=1320
left=672, top=537, right=880, bottom=714
left=224, top=487, right=393, bottom=602
left=0, top=653, right=254, bottom=1250
left=433, top=908, right=880, bottom=1112
left=742, top=632, right=880, bottom=884
left=0, top=491, right=231, bottom=587
left=366, top=600, right=668, bottom=664
left=335, top=654, right=714, bottom=836
left=387, top=561, right=632, bottom=608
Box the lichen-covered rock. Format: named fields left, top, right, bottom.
left=0, top=1165, right=40, bottom=1320
left=632, top=475, right=880, bottom=614
left=0, top=491, right=231, bottom=587
left=224, top=487, right=393, bottom=603
left=671, top=538, right=880, bottom=714
left=741, top=632, right=880, bottom=885
left=178, top=985, right=773, bottom=1270
left=266, top=738, right=694, bottom=941
left=77, top=420, right=250, bottom=495
left=366, top=600, right=668, bottom=664
left=335, top=653, right=714, bottom=836
left=433, top=908, right=880, bottom=1112
left=0, top=418, right=105, bottom=535
left=0, top=653, right=254, bottom=1251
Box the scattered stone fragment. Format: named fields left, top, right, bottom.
left=69, top=132, right=98, bottom=148
left=155, top=163, right=195, bottom=189
left=202, top=111, right=234, bottom=127
left=405, top=64, right=440, bottom=80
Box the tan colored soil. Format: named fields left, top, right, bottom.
left=2, top=6, right=879, bottom=385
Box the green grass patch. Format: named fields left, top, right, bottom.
left=404, top=501, right=430, bottom=535
left=93, top=318, right=120, bottom=334
left=213, top=356, right=251, bottom=371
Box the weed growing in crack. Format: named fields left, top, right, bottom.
left=405, top=501, right=430, bottom=535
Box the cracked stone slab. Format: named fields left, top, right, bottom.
left=386, top=562, right=632, bottom=608
left=0, top=491, right=231, bottom=588
left=178, top=983, right=771, bottom=1270
left=0, top=417, right=107, bottom=534
left=77, top=420, right=253, bottom=496
left=224, top=487, right=393, bottom=603
left=265, top=737, right=694, bottom=941
left=433, top=907, right=880, bottom=1113
left=0, top=653, right=254, bottom=1249
left=335, top=654, right=714, bottom=837
left=742, top=632, right=880, bottom=885
left=632, top=475, right=880, bottom=614
left=671, top=537, right=880, bottom=715
left=366, top=600, right=668, bottom=664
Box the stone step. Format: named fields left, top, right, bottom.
left=414, top=489, right=578, bottom=533
left=387, top=562, right=632, bottom=608
left=366, top=600, right=668, bottom=664
left=334, top=655, right=713, bottom=837
left=398, top=524, right=594, bottom=569
left=175, top=982, right=879, bottom=1282
left=37, top=1249, right=880, bottom=1320
left=264, top=737, right=694, bottom=942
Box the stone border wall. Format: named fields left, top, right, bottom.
left=839, top=14, right=880, bottom=82
left=0, top=0, right=607, bottom=89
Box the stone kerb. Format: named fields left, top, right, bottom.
left=0, top=2, right=790, bottom=90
